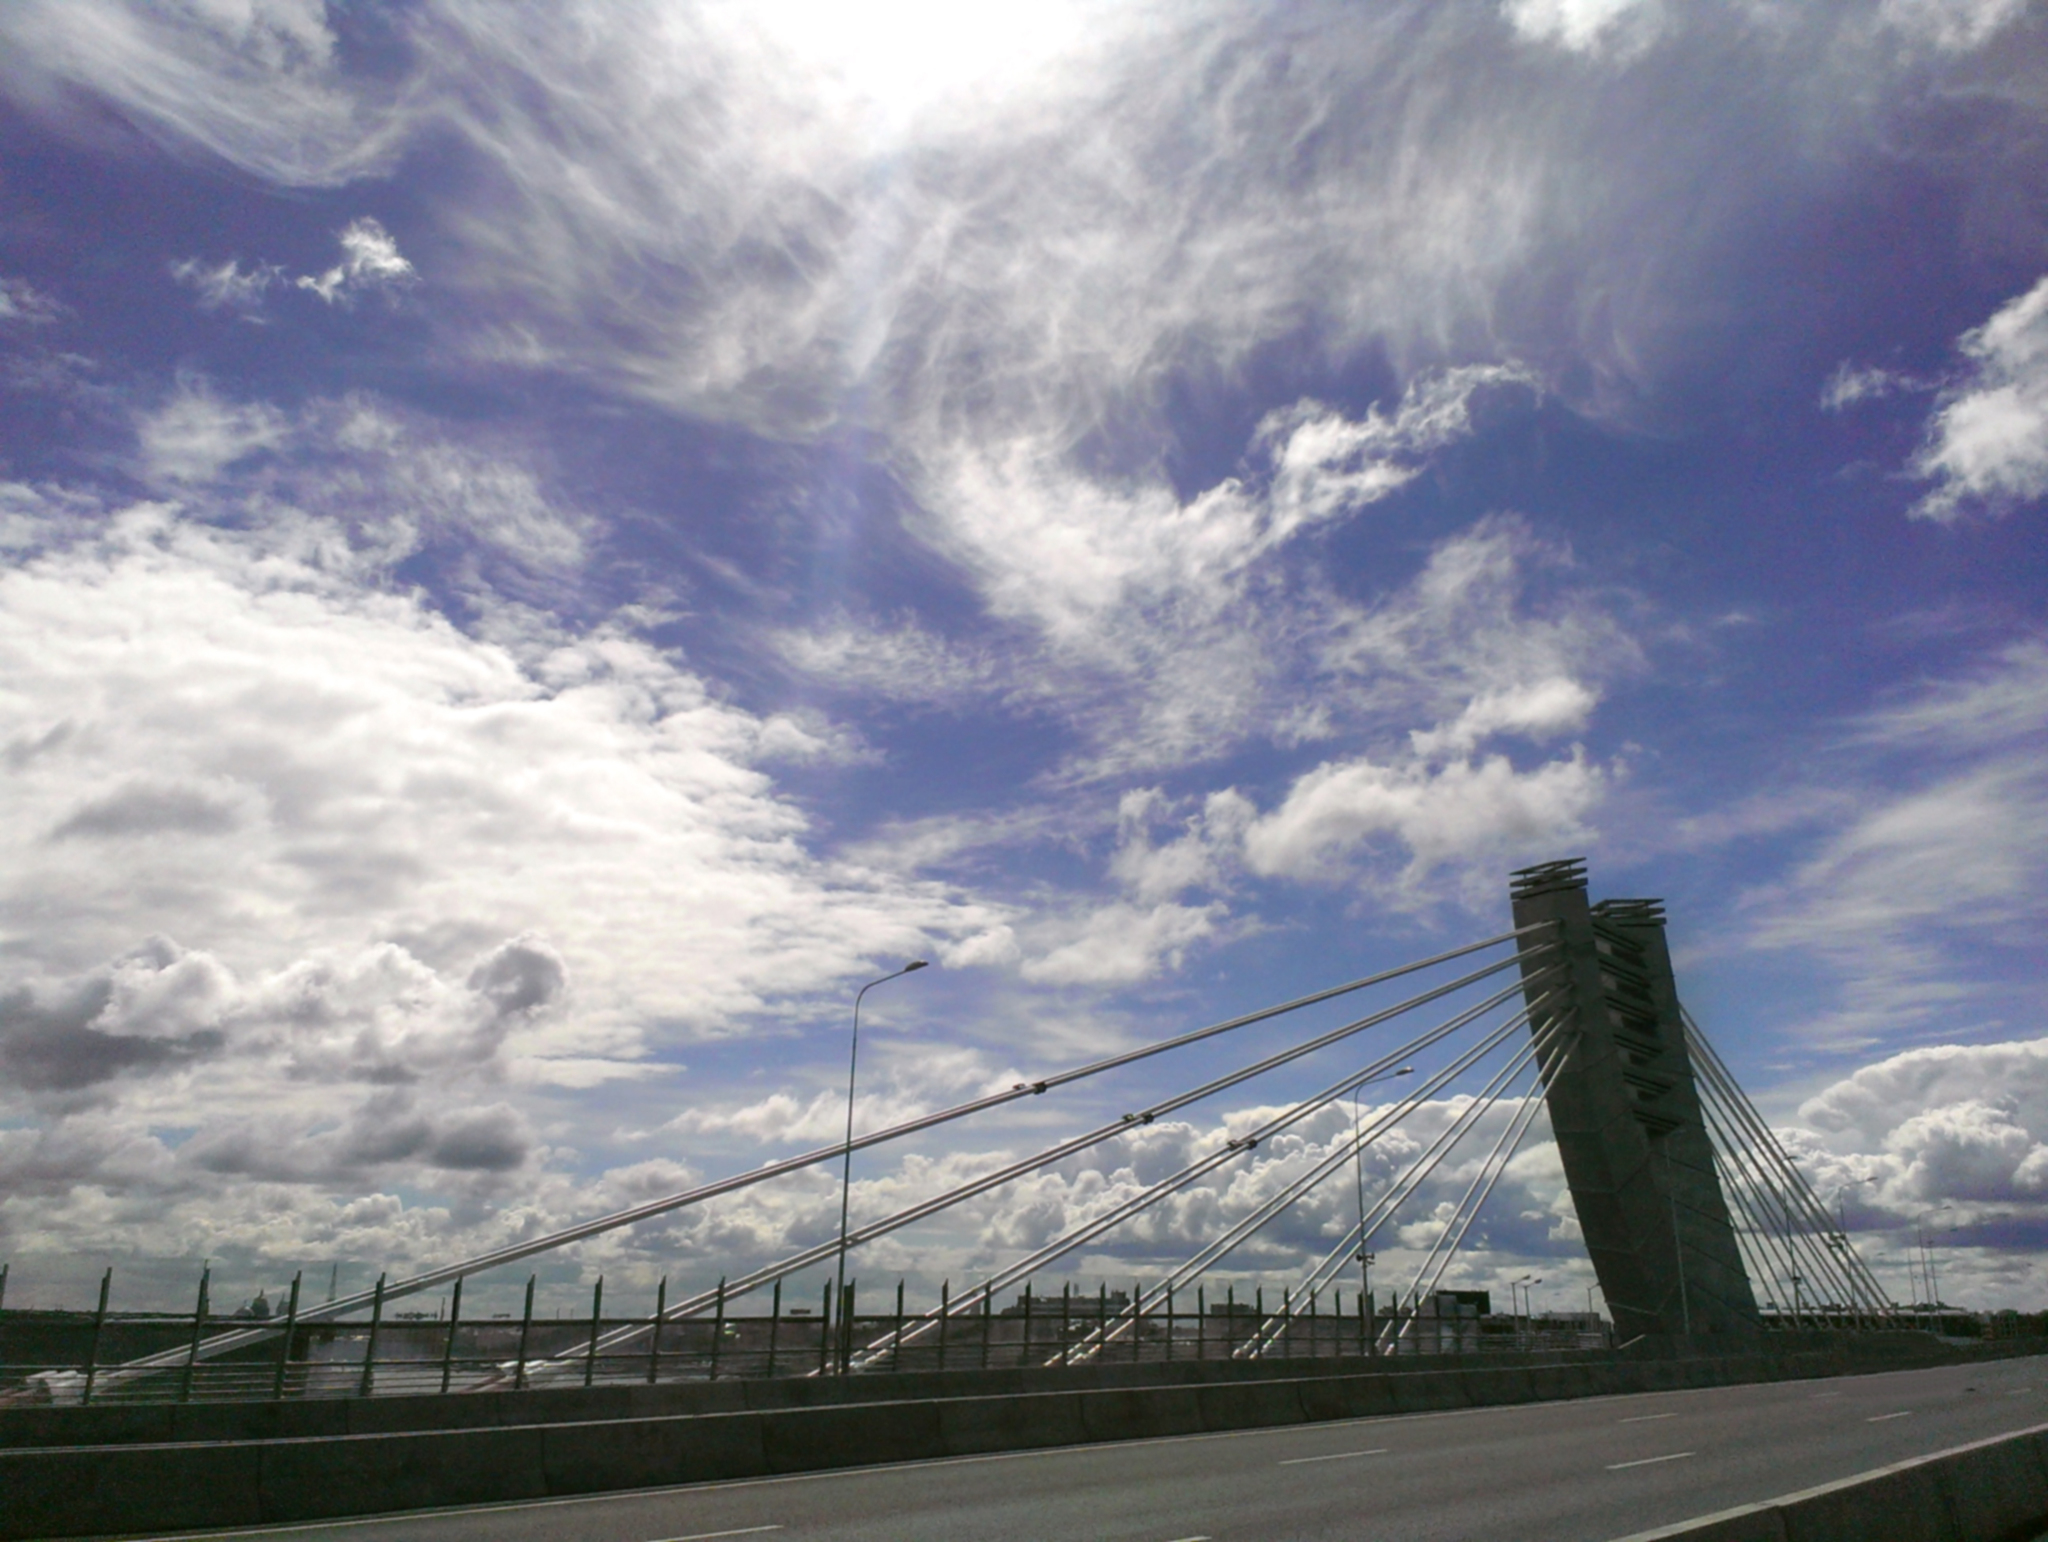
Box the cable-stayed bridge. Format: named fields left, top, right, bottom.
left=6, top=859, right=1898, bottom=1408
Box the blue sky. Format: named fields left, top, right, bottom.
left=1, top=0, right=2046, bottom=1322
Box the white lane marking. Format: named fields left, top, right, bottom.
left=645, top=1530, right=783, bottom=1542
left=1810, top=1392, right=1840, bottom=1399
left=2012, top=1388, right=2034, bottom=1396
left=1607, top=1451, right=1695, bottom=1471
left=1867, top=1410, right=1912, bottom=1423
left=1163, top=1536, right=1213, bottom=1541
left=1278, top=1448, right=1389, bottom=1465
left=1619, top=1412, right=1676, bottom=1423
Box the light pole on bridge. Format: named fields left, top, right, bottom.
left=834, top=959, right=929, bottom=1373
left=1352, top=1066, right=1411, bottom=1356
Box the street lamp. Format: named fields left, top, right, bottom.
left=834, top=960, right=928, bottom=1372
left=1513, top=1274, right=1540, bottom=1350
left=1352, top=1066, right=1411, bottom=1356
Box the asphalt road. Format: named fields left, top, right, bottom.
left=121, top=1354, right=2048, bottom=1542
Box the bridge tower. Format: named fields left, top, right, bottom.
left=1509, top=859, right=1759, bottom=1340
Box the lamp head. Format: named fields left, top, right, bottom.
left=904, top=960, right=929, bottom=973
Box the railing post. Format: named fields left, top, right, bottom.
left=1197, top=1284, right=1207, bottom=1360
left=817, top=1279, right=832, bottom=1376
left=837, top=1279, right=853, bottom=1375
left=1309, top=1287, right=1318, bottom=1359
left=514, top=1275, right=536, bottom=1391
left=1020, top=1282, right=1032, bottom=1367
left=1097, top=1280, right=1107, bottom=1362
left=437, top=1276, right=460, bottom=1395
left=709, top=1277, right=726, bottom=1380
left=358, top=1273, right=386, bottom=1398
left=1165, top=1283, right=1175, bottom=1362
left=649, top=1276, right=668, bottom=1384
left=979, top=1287, right=992, bottom=1370
left=276, top=1272, right=303, bottom=1400
left=893, top=1279, right=906, bottom=1372
left=1059, top=1282, right=1071, bottom=1367
left=0, top=1262, right=8, bottom=1311
left=938, top=1280, right=950, bottom=1372
left=763, top=1277, right=779, bottom=1378
left=80, top=1268, right=111, bottom=1405
left=179, top=1265, right=209, bottom=1403
left=1131, top=1282, right=1144, bottom=1363
left=584, top=1276, right=604, bottom=1387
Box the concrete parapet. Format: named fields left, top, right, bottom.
left=762, top=1398, right=947, bottom=1474
left=1077, top=1384, right=1205, bottom=1443
left=265, top=1425, right=548, bottom=1523
left=937, top=1389, right=1088, bottom=1455
left=1196, top=1377, right=1306, bottom=1431
left=4, top=1437, right=263, bottom=1539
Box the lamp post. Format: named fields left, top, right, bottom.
left=1512, top=1274, right=1539, bottom=1351
left=834, top=960, right=928, bottom=1372
left=1351, top=1066, right=1411, bottom=1356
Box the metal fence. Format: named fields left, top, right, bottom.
left=0, top=1268, right=1612, bottom=1407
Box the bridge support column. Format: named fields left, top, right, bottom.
left=1509, top=859, right=1758, bottom=1342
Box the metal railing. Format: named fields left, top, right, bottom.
left=2, top=1277, right=1611, bottom=1405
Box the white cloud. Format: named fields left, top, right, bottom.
left=297, top=217, right=416, bottom=303
left=1019, top=900, right=1226, bottom=986
left=0, top=275, right=60, bottom=324
left=0, top=0, right=399, bottom=185
left=1795, top=1038, right=2048, bottom=1211
left=1820, top=361, right=1922, bottom=412
left=131, top=385, right=591, bottom=577
left=137, top=378, right=288, bottom=483
left=772, top=615, right=997, bottom=703
left=1501, top=0, right=1660, bottom=55
left=0, top=502, right=1006, bottom=1038
left=1913, top=274, right=2048, bottom=520
left=169, top=255, right=281, bottom=312
left=1739, top=639, right=2048, bottom=1048
left=1407, top=676, right=1596, bottom=760
left=1242, top=747, right=1603, bottom=886
left=1879, top=0, right=2032, bottom=52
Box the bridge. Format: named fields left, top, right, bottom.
left=4, top=860, right=2043, bottom=1542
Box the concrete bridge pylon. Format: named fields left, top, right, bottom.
left=1509, top=859, right=1760, bottom=1341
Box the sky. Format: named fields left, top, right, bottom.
left=1, top=0, right=2046, bottom=1326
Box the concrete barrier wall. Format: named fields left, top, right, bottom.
left=1613, top=1420, right=2048, bottom=1542
left=7, top=1343, right=2044, bottom=1541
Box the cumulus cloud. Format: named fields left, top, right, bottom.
left=0, top=501, right=1010, bottom=1086
left=0, top=940, right=228, bottom=1094
left=1913, top=274, right=2048, bottom=520
left=1243, top=747, right=1603, bottom=886
left=296, top=216, right=416, bottom=303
